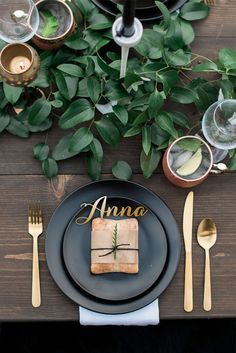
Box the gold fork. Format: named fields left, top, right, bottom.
left=28, top=203, right=43, bottom=308
left=204, top=0, right=216, bottom=5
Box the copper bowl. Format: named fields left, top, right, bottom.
left=32, top=0, right=76, bottom=51
left=162, top=136, right=213, bottom=188
left=0, top=43, right=40, bottom=87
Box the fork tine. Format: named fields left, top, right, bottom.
left=38, top=205, right=42, bottom=224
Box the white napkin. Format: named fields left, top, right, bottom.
left=79, top=299, right=159, bottom=326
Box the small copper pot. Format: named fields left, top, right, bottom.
left=32, top=0, right=76, bottom=51
left=0, top=43, right=40, bottom=87
left=162, top=135, right=213, bottom=188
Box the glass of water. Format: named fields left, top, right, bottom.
left=202, top=99, right=236, bottom=150
left=0, top=0, right=39, bottom=43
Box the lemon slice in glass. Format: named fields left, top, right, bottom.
left=176, top=148, right=202, bottom=177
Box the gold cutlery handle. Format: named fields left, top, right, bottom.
left=204, top=249, right=211, bottom=311
left=184, top=251, right=193, bottom=312
left=32, top=237, right=41, bottom=308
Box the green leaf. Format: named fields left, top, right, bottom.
left=148, top=90, right=164, bottom=119
left=179, top=18, right=195, bottom=45
left=87, top=76, right=100, bottom=103
left=168, top=112, right=190, bottom=129
left=52, top=133, right=79, bottom=161
left=6, top=118, right=29, bottom=138
left=164, top=48, right=191, bottom=66
left=29, top=67, right=50, bottom=88
left=88, top=13, right=112, bottom=30
left=151, top=122, right=169, bottom=146
left=95, top=118, right=120, bottom=147
left=180, top=2, right=209, bottom=21
left=155, top=1, right=171, bottom=29
left=123, top=126, right=141, bottom=137
left=228, top=149, right=235, bottom=159
left=86, top=57, right=95, bottom=76
left=219, top=48, right=236, bottom=70
left=155, top=112, right=178, bottom=138
left=158, top=70, right=180, bottom=94
left=59, top=99, right=94, bottom=129
left=97, top=54, right=119, bottom=77
left=220, top=79, right=235, bottom=99
left=132, top=111, right=149, bottom=127
left=42, top=158, right=58, bottom=178
left=192, top=62, right=219, bottom=72
left=124, top=72, right=143, bottom=90
left=135, top=29, right=163, bottom=59
left=65, top=29, right=89, bottom=50
left=28, top=98, right=52, bottom=126
left=177, top=138, right=202, bottom=152
left=74, top=0, right=95, bottom=17
left=86, top=154, right=101, bottom=181
left=90, top=138, right=103, bottom=163
left=142, top=126, right=152, bottom=155
left=113, top=105, right=128, bottom=125
left=140, top=146, right=162, bottom=178
left=0, top=112, right=10, bottom=132
left=69, top=127, right=93, bottom=153
left=112, top=161, right=132, bottom=181
left=171, top=87, right=197, bottom=104
left=53, top=70, right=78, bottom=100
left=3, top=83, right=23, bottom=104
left=229, top=154, right=236, bottom=171
left=57, top=64, right=84, bottom=77
left=40, top=9, right=59, bottom=38
left=50, top=99, right=63, bottom=108
left=33, top=143, right=49, bottom=161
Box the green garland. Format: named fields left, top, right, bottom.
left=0, top=0, right=235, bottom=179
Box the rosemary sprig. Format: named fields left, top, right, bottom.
left=112, top=223, right=118, bottom=260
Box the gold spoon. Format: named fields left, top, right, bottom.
left=197, top=218, right=217, bottom=311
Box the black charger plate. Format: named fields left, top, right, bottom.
left=63, top=197, right=168, bottom=301
left=92, top=0, right=188, bottom=22
left=45, top=180, right=181, bottom=314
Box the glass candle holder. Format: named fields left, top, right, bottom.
left=0, top=43, right=40, bottom=87
left=0, top=0, right=39, bottom=43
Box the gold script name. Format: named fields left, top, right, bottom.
left=75, top=196, right=148, bottom=225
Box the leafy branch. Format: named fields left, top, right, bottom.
left=112, top=223, right=118, bottom=260
left=0, top=0, right=235, bottom=179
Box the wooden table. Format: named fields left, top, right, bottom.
left=0, top=1, right=235, bottom=321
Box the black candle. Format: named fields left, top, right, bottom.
left=122, top=0, right=136, bottom=37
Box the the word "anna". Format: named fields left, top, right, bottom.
left=75, top=196, right=148, bottom=225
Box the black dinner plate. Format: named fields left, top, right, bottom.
left=63, top=197, right=168, bottom=301
left=45, top=180, right=181, bottom=314
left=92, top=0, right=188, bottom=22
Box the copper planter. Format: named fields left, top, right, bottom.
left=0, top=43, right=40, bottom=87
left=32, top=0, right=76, bottom=51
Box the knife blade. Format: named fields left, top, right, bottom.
left=183, top=191, right=194, bottom=312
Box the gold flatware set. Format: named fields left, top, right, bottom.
left=183, top=192, right=217, bottom=312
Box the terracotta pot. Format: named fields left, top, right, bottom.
left=32, top=0, right=76, bottom=51
left=162, top=135, right=213, bottom=188
left=0, top=43, right=40, bottom=87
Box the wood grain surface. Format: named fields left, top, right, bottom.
left=0, top=0, right=235, bottom=321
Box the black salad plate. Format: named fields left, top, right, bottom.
left=45, top=180, right=181, bottom=314
left=63, top=197, right=168, bottom=301
left=92, top=0, right=188, bottom=22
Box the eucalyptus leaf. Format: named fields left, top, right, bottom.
left=69, top=127, right=93, bottom=153
left=86, top=154, right=101, bottom=181
left=180, top=2, right=209, bottom=21
left=0, top=112, right=10, bottom=132
left=113, top=105, right=128, bottom=125
left=219, top=48, right=236, bottom=70
left=42, top=158, right=58, bottom=178
left=112, top=161, right=132, bottom=181
left=90, top=138, right=103, bottom=163
left=28, top=98, right=52, bottom=126
left=87, top=76, right=100, bottom=103
left=171, top=87, right=197, bottom=104
left=52, top=133, right=79, bottom=161
left=229, top=154, right=236, bottom=171
left=155, top=112, right=178, bottom=138
left=148, top=90, right=164, bottom=119
left=59, top=99, right=94, bottom=129
left=142, top=126, right=152, bottom=155
left=57, top=64, right=84, bottom=77
left=123, top=126, right=141, bottom=137
left=33, top=143, right=49, bottom=161
left=95, top=118, right=120, bottom=147
left=140, top=147, right=162, bottom=178
left=3, top=83, right=23, bottom=104
left=6, top=118, right=29, bottom=138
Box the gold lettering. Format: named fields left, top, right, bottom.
left=75, top=196, right=148, bottom=225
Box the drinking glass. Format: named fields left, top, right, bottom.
left=0, top=0, right=39, bottom=43
left=202, top=99, right=236, bottom=150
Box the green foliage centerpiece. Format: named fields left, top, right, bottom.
left=0, top=0, right=235, bottom=179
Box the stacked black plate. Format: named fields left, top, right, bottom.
left=91, top=0, right=188, bottom=22
left=45, top=180, right=181, bottom=314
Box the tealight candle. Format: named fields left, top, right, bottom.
left=0, top=43, right=40, bottom=87
left=9, top=56, right=31, bottom=74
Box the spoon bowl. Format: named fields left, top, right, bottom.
left=197, top=218, right=217, bottom=311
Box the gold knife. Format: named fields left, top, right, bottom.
left=183, top=191, right=194, bottom=312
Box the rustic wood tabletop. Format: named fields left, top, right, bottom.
left=0, top=0, right=235, bottom=321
